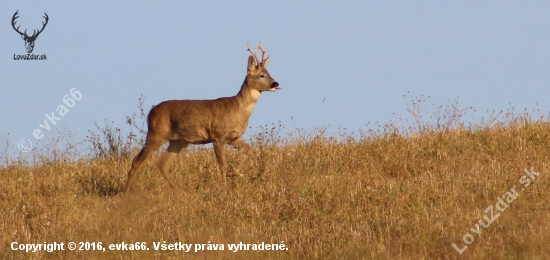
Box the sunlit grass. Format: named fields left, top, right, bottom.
left=2, top=96, right=550, bottom=259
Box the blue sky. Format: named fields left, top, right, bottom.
left=1, top=2, right=550, bottom=157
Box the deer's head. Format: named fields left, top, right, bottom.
left=12, top=11, right=49, bottom=53
left=246, top=42, right=280, bottom=92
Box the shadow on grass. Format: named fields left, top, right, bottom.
left=78, top=168, right=122, bottom=196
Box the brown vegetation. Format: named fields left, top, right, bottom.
left=1, top=97, right=550, bottom=259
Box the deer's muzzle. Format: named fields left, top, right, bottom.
left=270, top=82, right=281, bottom=90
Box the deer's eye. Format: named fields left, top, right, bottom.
left=260, top=74, right=266, bottom=78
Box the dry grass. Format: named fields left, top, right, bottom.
left=2, top=98, right=550, bottom=259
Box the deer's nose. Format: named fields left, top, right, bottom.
left=270, top=82, right=279, bottom=88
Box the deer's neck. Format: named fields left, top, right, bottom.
left=235, top=78, right=261, bottom=117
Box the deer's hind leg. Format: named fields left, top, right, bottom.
left=158, top=140, right=188, bottom=189
left=124, top=134, right=167, bottom=192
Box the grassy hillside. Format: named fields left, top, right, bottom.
left=2, top=99, right=550, bottom=259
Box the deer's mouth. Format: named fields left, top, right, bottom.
left=269, top=82, right=281, bottom=92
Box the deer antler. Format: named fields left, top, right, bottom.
left=248, top=41, right=271, bottom=66
left=11, top=11, right=25, bottom=37
left=11, top=11, right=49, bottom=39
left=255, top=41, right=270, bottom=66
left=247, top=42, right=261, bottom=66
left=32, top=13, right=49, bottom=38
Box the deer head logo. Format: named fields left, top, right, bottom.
left=11, top=11, right=49, bottom=53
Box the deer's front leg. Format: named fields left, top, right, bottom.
left=228, top=137, right=254, bottom=176
left=213, top=140, right=227, bottom=180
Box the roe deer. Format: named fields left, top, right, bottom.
left=123, top=42, right=280, bottom=192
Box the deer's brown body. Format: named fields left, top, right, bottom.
left=123, top=42, right=279, bottom=192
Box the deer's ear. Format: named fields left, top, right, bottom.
left=247, top=55, right=257, bottom=73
